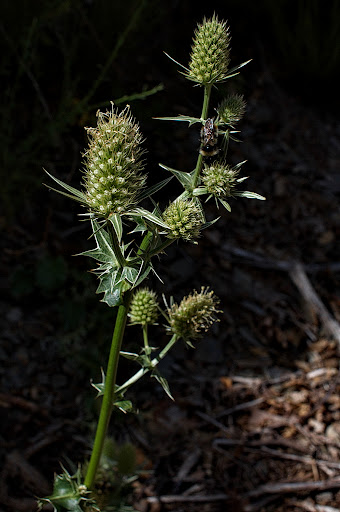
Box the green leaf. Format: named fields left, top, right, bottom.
left=192, top=186, right=208, bottom=196
left=158, top=163, right=195, bottom=190
left=113, top=400, right=133, bottom=413
left=154, top=115, right=201, bottom=127
left=120, top=351, right=140, bottom=360
left=151, top=370, right=174, bottom=400
left=163, top=51, right=189, bottom=72
left=218, top=198, right=232, bottom=212
left=43, top=169, right=86, bottom=204
left=108, top=213, right=123, bottom=242
left=232, top=160, right=247, bottom=171
left=224, top=59, right=252, bottom=78
left=236, top=176, right=249, bottom=183
left=129, top=207, right=169, bottom=229
left=201, top=217, right=220, bottom=230
left=134, top=263, right=152, bottom=288
left=95, top=269, right=119, bottom=294
left=101, top=281, right=126, bottom=307
left=234, top=191, right=266, bottom=200
left=122, top=266, right=139, bottom=284
left=137, top=176, right=173, bottom=202
left=38, top=468, right=89, bottom=512
left=77, top=219, right=118, bottom=265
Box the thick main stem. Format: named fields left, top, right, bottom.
left=84, top=292, right=131, bottom=489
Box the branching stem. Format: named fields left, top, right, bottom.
left=116, top=334, right=178, bottom=395
left=193, top=84, right=212, bottom=188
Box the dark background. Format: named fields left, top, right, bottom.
left=1, top=1, right=340, bottom=511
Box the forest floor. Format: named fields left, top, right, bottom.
left=1, top=63, right=340, bottom=512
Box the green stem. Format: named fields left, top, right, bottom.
left=84, top=291, right=131, bottom=490
left=193, top=84, right=212, bottom=188
left=142, top=324, right=150, bottom=355
left=116, top=334, right=178, bottom=395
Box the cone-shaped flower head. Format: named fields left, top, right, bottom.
left=218, top=94, right=246, bottom=125
left=168, top=287, right=220, bottom=341
left=162, top=199, right=204, bottom=241
left=83, top=105, right=146, bottom=218
left=129, top=288, right=159, bottom=326
left=202, top=161, right=239, bottom=198
left=186, top=14, right=231, bottom=85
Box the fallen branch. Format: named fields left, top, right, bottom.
left=289, top=262, right=340, bottom=347
left=245, top=477, right=340, bottom=498
left=146, top=493, right=228, bottom=504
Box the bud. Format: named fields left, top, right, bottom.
left=186, top=15, right=231, bottom=85
left=202, top=161, right=239, bottom=198
left=162, top=199, right=203, bottom=241
left=83, top=105, right=146, bottom=218
left=168, top=287, right=220, bottom=341
left=129, top=288, right=159, bottom=326
left=218, top=94, right=246, bottom=125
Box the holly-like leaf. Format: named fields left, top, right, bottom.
left=37, top=468, right=90, bottom=512
left=78, top=219, right=118, bottom=265
left=154, top=115, right=201, bottom=127
left=101, top=280, right=128, bottom=307
left=158, top=163, right=195, bottom=191
left=122, top=266, right=139, bottom=284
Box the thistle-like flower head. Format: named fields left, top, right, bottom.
left=129, top=288, right=159, bottom=326
left=83, top=104, right=146, bottom=218
left=168, top=287, right=220, bottom=341
left=186, top=14, right=231, bottom=85
left=162, top=199, right=204, bottom=242
left=202, top=161, right=239, bottom=198
left=218, top=94, right=246, bottom=126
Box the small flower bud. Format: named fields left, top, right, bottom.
left=129, top=288, right=159, bottom=326
left=187, top=15, right=231, bottom=85
left=202, top=161, right=239, bottom=198
left=83, top=105, right=146, bottom=218
left=162, top=199, right=203, bottom=242
left=168, top=287, right=220, bottom=340
left=218, top=94, right=246, bottom=125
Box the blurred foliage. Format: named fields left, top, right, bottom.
left=262, top=0, right=340, bottom=102
left=82, top=437, right=140, bottom=511
left=0, top=0, right=162, bottom=218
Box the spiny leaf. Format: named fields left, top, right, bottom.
left=151, top=370, right=174, bottom=400
left=234, top=191, right=266, bottom=200
left=218, top=198, right=232, bottom=211
left=129, top=207, right=169, bottom=229
left=158, top=163, right=195, bottom=190
left=43, top=169, right=86, bottom=203
left=154, top=115, right=201, bottom=127
left=137, top=176, right=173, bottom=202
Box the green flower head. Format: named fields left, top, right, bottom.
left=186, top=14, right=231, bottom=85
left=129, top=288, right=159, bottom=326
left=202, top=161, right=239, bottom=198
left=83, top=104, right=146, bottom=218
left=162, top=199, right=204, bottom=242
left=218, top=94, right=246, bottom=126
left=168, top=287, right=220, bottom=341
